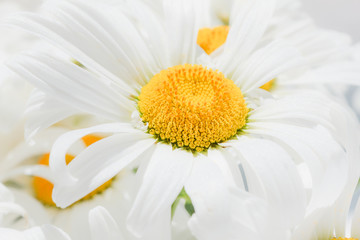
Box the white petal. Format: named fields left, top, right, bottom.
left=0, top=127, right=72, bottom=173
left=207, top=149, right=245, bottom=189
left=24, top=90, right=79, bottom=139
left=0, top=203, right=27, bottom=222
left=247, top=122, right=350, bottom=210
left=89, top=206, right=124, bottom=240
left=228, top=137, right=307, bottom=230
left=185, top=156, right=278, bottom=240
left=0, top=165, right=53, bottom=183
left=0, top=228, right=24, bottom=239
left=163, top=0, right=208, bottom=65
left=284, top=62, right=360, bottom=86
left=0, top=183, right=13, bottom=202
left=127, top=144, right=193, bottom=237
left=50, top=125, right=155, bottom=208
left=8, top=54, right=134, bottom=122
left=7, top=1, right=159, bottom=90
left=10, top=189, right=51, bottom=226
left=216, top=0, right=275, bottom=73
left=126, top=0, right=170, bottom=69
left=233, top=40, right=302, bottom=93
left=36, top=225, right=71, bottom=240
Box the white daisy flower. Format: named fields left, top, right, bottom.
left=0, top=126, right=148, bottom=240
left=6, top=0, right=359, bottom=238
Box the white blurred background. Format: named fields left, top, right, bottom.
left=302, top=0, right=360, bottom=41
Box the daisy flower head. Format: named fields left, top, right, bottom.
left=6, top=0, right=360, bottom=238
left=0, top=123, right=149, bottom=240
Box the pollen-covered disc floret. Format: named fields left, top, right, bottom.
left=138, top=64, right=248, bottom=152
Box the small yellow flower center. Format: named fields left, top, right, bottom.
left=138, top=64, right=248, bottom=152
left=197, top=26, right=275, bottom=91
left=33, top=135, right=112, bottom=207
left=197, top=26, right=229, bottom=55
left=259, top=79, right=275, bottom=91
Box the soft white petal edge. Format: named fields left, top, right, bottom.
left=50, top=123, right=155, bottom=208
left=127, top=144, right=193, bottom=237
left=89, top=206, right=124, bottom=240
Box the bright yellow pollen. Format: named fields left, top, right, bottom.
left=197, top=26, right=229, bottom=55
left=33, top=135, right=111, bottom=207
left=138, top=64, right=248, bottom=152
left=260, top=79, right=275, bottom=91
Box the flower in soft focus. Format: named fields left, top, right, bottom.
left=0, top=0, right=359, bottom=239
left=5, top=0, right=360, bottom=239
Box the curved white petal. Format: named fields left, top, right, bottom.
left=228, top=137, right=307, bottom=230
left=127, top=144, right=193, bottom=237
left=24, top=90, right=79, bottom=139
left=0, top=165, right=53, bottom=183
left=50, top=125, right=155, bottom=208
left=0, top=127, right=73, bottom=173
left=245, top=122, right=349, bottom=213
left=185, top=156, right=284, bottom=240
left=89, top=206, right=124, bottom=240
left=0, top=203, right=27, bottom=221
left=8, top=54, right=134, bottom=122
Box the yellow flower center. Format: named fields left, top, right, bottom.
left=259, top=79, right=275, bottom=91
left=138, top=64, right=248, bottom=152
left=197, top=26, right=229, bottom=55
left=197, top=26, right=275, bottom=91
left=33, top=135, right=112, bottom=207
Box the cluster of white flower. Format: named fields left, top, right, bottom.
left=0, top=0, right=360, bottom=239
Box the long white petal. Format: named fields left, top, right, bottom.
left=245, top=122, right=349, bottom=213
left=127, top=144, right=193, bottom=237
left=89, top=206, right=124, bottom=240
left=24, top=90, right=80, bottom=139
left=49, top=123, right=154, bottom=208
left=228, top=137, right=307, bottom=230
left=216, top=0, right=275, bottom=73
left=8, top=54, right=134, bottom=122
left=186, top=156, right=283, bottom=240
left=163, top=0, right=208, bottom=65
left=7, top=0, right=159, bottom=90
